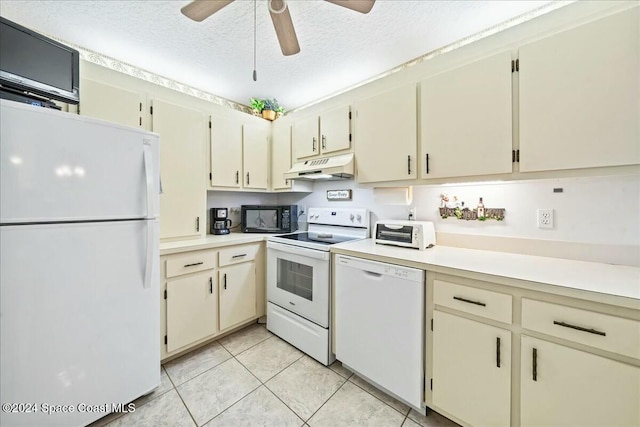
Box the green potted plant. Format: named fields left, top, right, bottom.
left=249, top=98, right=284, bottom=121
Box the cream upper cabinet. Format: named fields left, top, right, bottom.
left=210, top=115, right=243, bottom=189
left=272, top=118, right=293, bottom=190
left=519, top=7, right=640, bottom=172
left=355, top=84, right=417, bottom=183
left=166, top=270, right=217, bottom=353
left=293, top=105, right=351, bottom=161
left=242, top=118, right=270, bottom=191
left=293, top=115, right=320, bottom=159
left=79, top=79, right=145, bottom=129
left=521, top=336, right=640, bottom=427
left=319, top=105, right=351, bottom=155
left=420, top=52, right=513, bottom=179
left=432, top=310, right=511, bottom=427
left=151, top=99, right=206, bottom=240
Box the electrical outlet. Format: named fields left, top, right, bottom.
left=298, top=205, right=306, bottom=216
left=408, top=206, right=416, bottom=221
left=537, top=209, right=554, bottom=229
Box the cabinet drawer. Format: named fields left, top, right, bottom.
left=165, top=250, right=217, bottom=278
left=219, top=243, right=260, bottom=267
left=522, top=299, right=640, bottom=359
left=434, top=280, right=512, bottom=324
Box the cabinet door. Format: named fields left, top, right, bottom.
left=151, top=99, right=206, bottom=239
left=293, top=115, right=319, bottom=160
left=271, top=118, right=293, bottom=190
left=166, top=271, right=217, bottom=353
left=320, top=105, right=351, bottom=155
left=219, top=262, right=256, bottom=330
left=433, top=311, right=511, bottom=427
left=519, top=7, right=640, bottom=172
left=420, top=52, right=513, bottom=179
left=80, top=79, right=145, bottom=129
left=243, top=120, right=270, bottom=190
left=355, top=84, right=417, bottom=183
left=521, top=336, right=640, bottom=427
left=210, top=115, right=242, bottom=188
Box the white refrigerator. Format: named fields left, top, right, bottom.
left=0, top=100, right=161, bottom=427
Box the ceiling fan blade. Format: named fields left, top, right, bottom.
left=269, top=1, right=300, bottom=56
left=181, top=0, right=235, bottom=22
left=325, top=0, right=375, bottom=14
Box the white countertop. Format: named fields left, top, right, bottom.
left=160, top=233, right=273, bottom=255
left=332, top=239, right=640, bottom=307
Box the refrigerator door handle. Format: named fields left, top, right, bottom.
left=143, top=221, right=156, bottom=289
left=143, top=141, right=154, bottom=219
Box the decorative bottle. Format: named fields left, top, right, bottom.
left=477, top=197, right=485, bottom=218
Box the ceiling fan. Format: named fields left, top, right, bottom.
left=180, top=0, right=376, bottom=56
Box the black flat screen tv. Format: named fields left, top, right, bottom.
left=0, top=16, right=79, bottom=104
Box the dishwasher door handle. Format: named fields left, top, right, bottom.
left=363, top=270, right=383, bottom=278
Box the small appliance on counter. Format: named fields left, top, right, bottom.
left=210, top=207, right=232, bottom=235
left=374, top=220, right=436, bottom=250
left=241, top=205, right=297, bottom=233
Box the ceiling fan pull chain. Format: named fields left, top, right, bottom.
left=252, top=0, right=257, bottom=81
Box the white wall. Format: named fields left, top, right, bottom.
left=206, top=191, right=279, bottom=232
left=277, top=174, right=640, bottom=247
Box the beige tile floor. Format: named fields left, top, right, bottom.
left=90, top=323, right=460, bottom=427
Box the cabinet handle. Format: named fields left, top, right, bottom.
left=407, top=155, right=411, bottom=175
left=425, top=153, right=430, bottom=174
left=453, top=296, right=486, bottom=307
left=321, top=134, right=326, bottom=150
left=553, top=321, right=606, bottom=336
left=232, top=254, right=247, bottom=259
left=285, top=179, right=289, bottom=186
left=223, top=273, right=227, bottom=290
left=209, top=277, right=213, bottom=294
left=312, top=137, right=317, bottom=152
left=246, top=172, right=250, bottom=185
left=196, top=216, right=200, bottom=232
left=496, top=337, right=501, bottom=368
left=512, top=150, right=516, bottom=163
left=532, top=348, right=537, bottom=381
left=184, top=262, right=204, bottom=268
left=235, top=171, right=239, bottom=184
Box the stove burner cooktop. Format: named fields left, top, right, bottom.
left=275, top=231, right=359, bottom=246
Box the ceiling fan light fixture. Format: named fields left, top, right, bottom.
left=268, top=0, right=288, bottom=15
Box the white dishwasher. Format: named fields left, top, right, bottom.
left=335, top=254, right=425, bottom=410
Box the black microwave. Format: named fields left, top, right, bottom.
left=241, top=205, right=297, bottom=233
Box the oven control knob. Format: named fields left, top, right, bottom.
left=350, top=214, right=354, bottom=222
left=356, top=214, right=362, bottom=222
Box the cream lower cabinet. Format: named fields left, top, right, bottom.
left=166, top=271, right=217, bottom=353
left=218, top=243, right=260, bottom=331
left=355, top=84, right=417, bottom=183
left=219, top=262, right=256, bottom=331
left=161, top=242, right=265, bottom=360
left=520, top=336, right=640, bottom=427
left=432, top=310, right=511, bottom=427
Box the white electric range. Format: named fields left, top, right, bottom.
left=266, top=207, right=370, bottom=365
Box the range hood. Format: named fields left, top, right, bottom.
left=284, top=153, right=354, bottom=181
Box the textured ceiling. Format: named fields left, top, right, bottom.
left=0, top=0, right=562, bottom=110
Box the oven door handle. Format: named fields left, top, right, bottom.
left=267, top=241, right=330, bottom=261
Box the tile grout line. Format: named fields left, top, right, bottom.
left=300, top=375, right=351, bottom=424
left=197, top=337, right=305, bottom=426
left=347, top=375, right=412, bottom=418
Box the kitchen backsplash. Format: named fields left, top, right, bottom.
left=208, top=174, right=640, bottom=265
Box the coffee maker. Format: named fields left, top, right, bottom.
left=210, top=208, right=232, bottom=235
